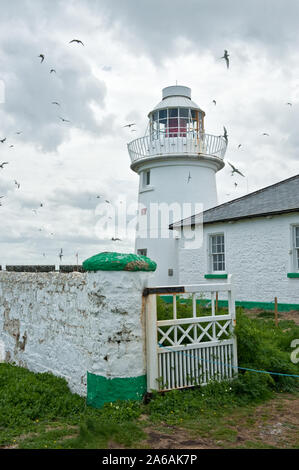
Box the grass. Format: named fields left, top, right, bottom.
left=0, top=303, right=298, bottom=449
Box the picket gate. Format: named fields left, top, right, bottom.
left=143, top=275, right=238, bottom=392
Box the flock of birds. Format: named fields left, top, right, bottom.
left=0, top=38, right=129, bottom=262
left=0, top=46, right=295, bottom=259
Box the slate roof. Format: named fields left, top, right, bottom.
left=170, top=174, right=299, bottom=228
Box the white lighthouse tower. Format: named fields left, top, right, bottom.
left=127, top=85, right=227, bottom=285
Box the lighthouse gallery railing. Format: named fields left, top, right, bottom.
left=128, top=132, right=227, bottom=164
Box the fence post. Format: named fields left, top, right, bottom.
left=227, top=275, right=238, bottom=377
left=145, top=293, right=159, bottom=392
left=274, top=297, right=278, bottom=327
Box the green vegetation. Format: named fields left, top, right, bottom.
left=0, top=302, right=298, bottom=449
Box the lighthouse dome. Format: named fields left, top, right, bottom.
left=150, top=85, right=205, bottom=113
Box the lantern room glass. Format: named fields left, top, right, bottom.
left=150, top=108, right=204, bottom=139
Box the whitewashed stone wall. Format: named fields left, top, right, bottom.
left=0, top=270, right=150, bottom=396
left=177, top=212, right=299, bottom=305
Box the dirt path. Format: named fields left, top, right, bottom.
left=137, top=394, right=299, bottom=449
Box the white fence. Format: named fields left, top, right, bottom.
left=144, top=276, right=238, bottom=392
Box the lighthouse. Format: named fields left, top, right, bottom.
left=127, top=85, right=227, bottom=285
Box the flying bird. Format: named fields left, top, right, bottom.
left=262, top=133, right=270, bottom=136
left=220, top=50, right=229, bottom=69
left=58, top=116, right=71, bottom=123
left=14, top=180, right=20, bottom=189
left=238, top=144, right=242, bottom=149
left=223, top=126, right=228, bottom=143
left=111, top=237, right=121, bottom=241
left=105, top=200, right=110, bottom=204
left=50, top=69, right=56, bottom=74
left=59, top=249, right=63, bottom=261
left=38, top=54, right=45, bottom=63
left=228, top=162, right=245, bottom=177
left=234, top=182, right=238, bottom=188
left=212, top=100, right=216, bottom=106
left=0, top=162, right=9, bottom=168
left=123, top=123, right=136, bottom=128
left=52, top=102, right=60, bottom=107
left=9, top=145, right=14, bottom=148
left=286, top=102, right=292, bottom=106
left=187, top=172, right=192, bottom=183
left=15, top=131, right=22, bottom=135
left=0, top=138, right=6, bottom=143
left=69, top=39, right=84, bottom=46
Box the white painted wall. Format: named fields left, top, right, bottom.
left=136, top=158, right=221, bottom=286
left=177, top=212, right=299, bottom=304
left=0, top=270, right=149, bottom=395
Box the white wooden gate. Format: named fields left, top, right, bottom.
left=144, top=276, right=238, bottom=392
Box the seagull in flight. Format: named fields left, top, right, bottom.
left=262, top=133, right=270, bottom=136
left=220, top=50, right=229, bottom=69
left=50, top=69, right=56, bottom=74
left=0, top=162, right=9, bottom=169
left=69, top=39, right=84, bottom=46
left=0, top=138, right=6, bottom=143
left=123, top=123, right=136, bottom=128
left=14, top=180, right=20, bottom=189
left=59, top=249, right=63, bottom=261
left=52, top=101, right=60, bottom=106
left=234, top=182, right=238, bottom=188
left=38, top=54, right=45, bottom=63
left=212, top=100, right=216, bottom=106
left=59, top=116, right=71, bottom=123
left=286, top=102, right=292, bottom=106
left=238, top=144, right=242, bottom=149
left=15, top=131, right=22, bottom=135
left=187, top=172, right=192, bottom=183
left=111, top=237, right=121, bottom=241
left=228, top=162, right=245, bottom=177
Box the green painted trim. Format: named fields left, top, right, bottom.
left=287, top=273, right=299, bottom=278
left=160, top=296, right=299, bottom=312
left=86, top=372, right=147, bottom=409
left=204, top=274, right=228, bottom=279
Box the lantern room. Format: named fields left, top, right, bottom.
left=148, top=85, right=205, bottom=138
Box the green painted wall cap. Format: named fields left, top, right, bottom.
left=82, top=252, right=157, bottom=272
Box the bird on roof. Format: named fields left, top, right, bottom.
left=220, top=50, right=229, bottom=69
left=38, top=54, right=45, bottom=63
left=223, top=126, right=228, bottom=143
left=228, top=162, right=245, bottom=177
left=123, top=123, right=136, bottom=128
left=0, top=138, right=6, bottom=143
left=69, top=39, right=84, bottom=46
left=0, top=162, right=9, bottom=169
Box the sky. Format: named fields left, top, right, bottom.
left=0, top=0, right=299, bottom=265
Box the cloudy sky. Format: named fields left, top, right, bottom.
left=0, top=0, right=299, bottom=265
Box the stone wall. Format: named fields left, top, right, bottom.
left=0, top=270, right=150, bottom=406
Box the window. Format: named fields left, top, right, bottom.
left=137, top=249, right=147, bottom=257
left=143, top=170, right=150, bottom=187
left=294, top=226, right=299, bottom=271
left=210, top=234, right=225, bottom=272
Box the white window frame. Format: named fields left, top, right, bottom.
left=208, top=232, right=226, bottom=273
left=293, top=225, right=299, bottom=272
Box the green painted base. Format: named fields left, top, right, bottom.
left=87, top=372, right=147, bottom=409
left=160, top=296, right=299, bottom=312
left=204, top=274, right=228, bottom=279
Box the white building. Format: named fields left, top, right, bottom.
left=127, top=85, right=227, bottom=285
left=171, top=174, right=299, bottom=310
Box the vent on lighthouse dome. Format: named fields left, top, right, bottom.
left=162, top=85, right=191, bottom=100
